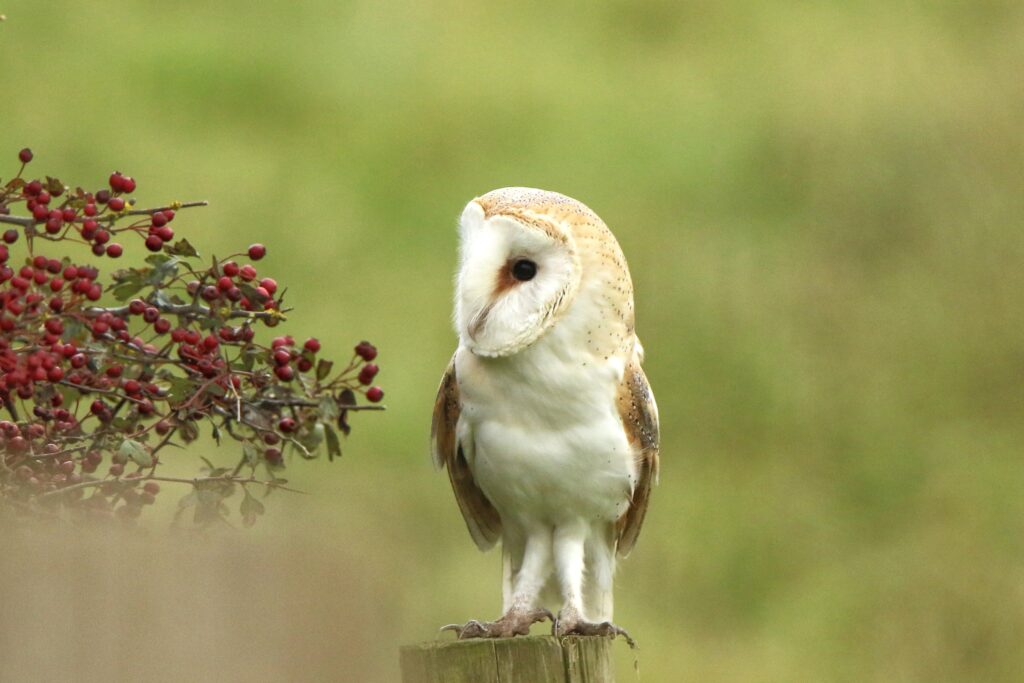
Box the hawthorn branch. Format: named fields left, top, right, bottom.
left=39, top=473, right=303, bottom=499
left=87, top=301, right=283, bottom=322
left=124, top=200, right=208, bottom=216
left=0, top=214, right=34, bottom=228
left=251, top=396, right=385, bottom=411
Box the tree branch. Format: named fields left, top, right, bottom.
left=87, top=300, right=282, bottom=322
left=124, top=200, right=208, bottom=216
left=39, top=473, right=303, bottom=499
left=0, top=214, right=34, bottom=228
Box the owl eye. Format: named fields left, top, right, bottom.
left=511, top=259, right=537, bottom=282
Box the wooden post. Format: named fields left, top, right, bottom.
left=399, top=636, right=614, bottom=683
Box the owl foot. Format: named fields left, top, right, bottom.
left=554, top=611, right=637, bottom=649
left=441, top=608, right=554, bottom=639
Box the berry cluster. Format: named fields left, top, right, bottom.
left=0, top=149, right=384, bottom=524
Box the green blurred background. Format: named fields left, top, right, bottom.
left=2, top=1, right=1023, bottom=681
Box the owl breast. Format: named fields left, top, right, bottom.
left=455, top=319, right=637, bottom=528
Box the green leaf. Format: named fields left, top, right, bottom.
left=318, top=394, right=339, bottom=422
left=111, top=280, right=145, bottom=302
left=240, top=490, right=265, bottom=527
left=168, top=238, right=199, bottom=258
left=118, top=439, right=152, bottom=467
left=324, top=424, right=342, bottom=462
left=164, top=376, right=195, bottom=404
left=243, top=442, right=260, bottom=468
left=295, top=423, right=324, bottom=458
left=316, top=359, right=333, bottom=381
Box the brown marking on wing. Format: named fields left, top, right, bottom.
left=614, top=356, right=660, bottom=557
left=430, top=354, right=503, bottom=550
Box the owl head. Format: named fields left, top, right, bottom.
left=454, top=187, right=633, bottom=358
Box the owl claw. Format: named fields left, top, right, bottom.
left=554, top=613, right=637, bottom=649
left=440, top=609, right=554, bottom=639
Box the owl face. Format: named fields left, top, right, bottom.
left=455, top=198, right=582, bottom=357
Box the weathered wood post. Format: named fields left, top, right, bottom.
left=400, top=636, right=614, bottom=683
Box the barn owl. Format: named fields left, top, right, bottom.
left=431, top=188, right=659, bottom=644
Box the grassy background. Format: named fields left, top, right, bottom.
left=2, top=1, right=1023, bottom=681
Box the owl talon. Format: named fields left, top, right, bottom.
left=554, top=614, right=637, bottom=649
left=440, top=609, right=553, bottom=639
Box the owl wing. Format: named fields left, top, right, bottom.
left=615, top=353, right=660, bottom=557
left=431, top=353, right=503, bottom=550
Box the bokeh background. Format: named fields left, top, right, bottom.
left=2, top=1, right=1023, bottom=681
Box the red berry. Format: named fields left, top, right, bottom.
left=62, top=208, right=76, bottom=222
left=272, top=348, right=291, bottom=366
left=155, top=226, right=174, bottom=241
left=123, top=379, right=141, bottom=395
left=271, top=336, right=293, bottom=349
left=202, top=335, right=219, bottom=351
left=95, top=190, right=110, bottom=204
left=37, top=191, right=51, bottom=205
left=26, top=180, right=42, bottom=196
left=239, top=264, right=257, bottom=281
left=259, top=277, right=278, bottom=295
left=3, top=230, right=18, bottom=244
left=355, top=341, right=377, bottom=361
left=143, top=307, right=159, bottom=323
left=358, top=363, right=379, bottom=385
left=108, top=172, right=123, bottom=190
left=222, top=261, right=239, bottom=277
left=217, top=275, right=232, bottom=291
left=18, top=148, right=33, bottom=163
left=153, top=318, right=171, bottom=334
left=143, top=482, right=160, bottom=495
left=145, top=235, right=163, bottom=252
left=151, top=212, right=167, bottom=227
left=247, top=243, right=266, bottom=260
left=366, top=386, right=384, bottom=403
left=303, top=337, right=321, bottom=353
left=274, top=365, right=294, bottom=382
left=264, top=447, right=282, bottom=464
left=201, top=285, right=219, bottom=302
left=278, top=417, right=297, bottom=433
left=108, top=197, right=125, bottom=211
left=106, top=243, right=123, bottom=258
left=94, top=229, right=110, bottom=245
left=128, top=299, right=146, bottom=315
left=71, top=354, right=87, bottom=369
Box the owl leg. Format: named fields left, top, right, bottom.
left=441, top=529, right=554, bottom=639
left=552, top=523, right=636, bottom=648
